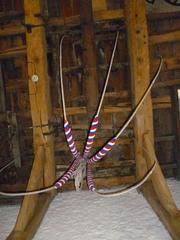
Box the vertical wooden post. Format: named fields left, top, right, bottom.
left=171, top=87, right=180, bottom=178
left=124, top=1, right=180, bottom=239
left=124, top=0, right=153, bottom=180
left=80, top=0, right=98, bottom=114
left=0, top=63, right=6, bottom=112
left=7, top=112, right=21, bottom=168
left=7, top=1, right=56, bottom=239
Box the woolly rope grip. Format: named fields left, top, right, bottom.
left=88, top=137, right=116, bottom=164
left=55, top=157, right=80, bottom=189
left=83, top=116, right=99, bottom=157
left=64, top=120, right=79, bottom=158
left=86, top=163, right=96, bottom=191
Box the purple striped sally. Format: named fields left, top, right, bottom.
left=83, top=116, right=99, bottom=156
left=64, top=120, right=79, bottom=158
left=86, top=163, right=95, bottom=192
left=88, top=137, right=116, bottom=164
left=55, top=157, right=81, bottom=189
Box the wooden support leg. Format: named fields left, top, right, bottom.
left=14, top=146, right=44, bottom=232
left=144, top=134, right=178, bottom=215
left=7, top=145, right=56, bottom=240
left=7, top=1, right=56, bottom=239
left=142, top=183, right=180, bottom=240
left=124, top=1, right=180, bottom=239
left=142, top=134, right=180, bottom=240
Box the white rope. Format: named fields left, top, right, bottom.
left=96, top=31, right=119, bottom=117
left=0, top=149, right=57, bottom=197
left=0, top=160, right=15, bottom=173
left=95, top=161, right=156, bottom=197
left=56, top=37, right=63, bottom=108
left=0, top=186, right=56, bottom=197
left=92, top=57, right=163, bottom=197
left=59, top=35, right=67, bottom=120
left=115, top=56, right=163, bottom=140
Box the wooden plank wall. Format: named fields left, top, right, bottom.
left=149, top=16, right=180, bottom=177
left=0, top=0, right=179, bottom=190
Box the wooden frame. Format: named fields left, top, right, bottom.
left=6, top=1, right=180, bottom=239
left=7, top=1, right=56, bottom=239
left=124, top=1, right=180, bottom=239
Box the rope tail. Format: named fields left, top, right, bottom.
left=87, top=56, right=163, bottom=164
left=83, top=32, right=119, bottom=157
left=95, top=161, right=156, bottom=197
left=60, top=35, right=79, bottom=158
left=83, top=115, right=99, bottom=157
left=64, top=120, right=79, bottom=158
left=87, top=162, right=96, bottom=191
left=88, top=137, right=116, bottom=164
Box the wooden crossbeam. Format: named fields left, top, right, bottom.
left=0, top=45, right=26, bottom=59
left=150, top=30, right=180, bottom=45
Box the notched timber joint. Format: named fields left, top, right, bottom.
left=30, top=123, right=51, bottom=129
left=42, top=131, right=54, bottom=136
left=22, top=22, right=45, bottom=33
left=29, top=122, right=61, bottom=136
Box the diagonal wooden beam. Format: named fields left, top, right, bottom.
left=143, top=134, right=180, bottom=240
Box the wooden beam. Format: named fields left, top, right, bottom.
left=125, top=0, right=153, bottom=179
left=147, top=11, right=180, bottom=20
left=5, top=79, right=27, bottom=92
left=155, top=135, right=175, bottom=142
left=0, top=9, right=179, bottom=38
left=48, top=9, right=124, bottom=27
left=0, top=45, right=26, bottom=59
left=142, top=183, right=180, bottom=240
left=0, top=23, right=25, bottom=37
left=14, top=94, right=172, bottom=121
left=7, top=112, right=21, bottom=168
left=92, top=0, right=107, bottom=11
left=144, top=134, right=178, bottom=213
left=55, top=137, right=132, bottom=152
left=171, top=87, right=180, bottom=178
left=7, top=193, right=55, bottom=240
left=150, top=30, right=180, bottom=45
left=0, top=63, right=6, bottom=112
left=80, top=0, right=98, bottom=111
left=7, top=1, right=56, bottom=239
left=155, top=79, right=180, bottom=88
left=48, top=9, right=179, bottom=28
left=152, top=56, right=180, bottom=72
left=124, top=1, right=180, bottom=239
left=143, top=134, right=180, bottom=240
left=93, top=9, right=124, bottom=22
left=61, top=175, right=135, bottom=191
left=54, top=95, right=172, bottom=116
left=56, top=159, right=135, bottom=170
